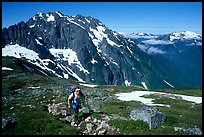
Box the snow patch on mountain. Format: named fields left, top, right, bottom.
left=55, top=11, right=64, bottom=17
left=2, top=67, right=13, bottom=71
left=46, top=14, right=55, bottom=22
left=125, top=80, right=131, bottom=86
left=66, top=17, right=85, bottom=29
left=141, top=82, right=148, bottom=90
left=57, top=62, right=85, bottom=82
left=127, top=46, right=133, bottom=54
left=2, top=44, right=39, bottom=60
left=164, top=80, right=174, bottom=88
left=91, top=58, right=98, bottom=64
left=49, top=48, right=89, bottom=74
left=79, top=83, right=98, bottom=87
left=169, top=31, right=201, bottom=41
left=2, top=44, right=85, bottom=81
left=89, top=26, right=121, bottom=48
left=29, top=24, right=35, bottom=28
left=2, top=44, right=62, bottom=77
left=35, top=39, right=43, bottom=45
left=85, top=18, right=90, bottom=23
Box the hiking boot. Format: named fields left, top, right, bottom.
left=75, top=120, right=79, bottom=125
left=66, top=108, right=71, bottom=116
left=74, top=115, right=79, bottom=125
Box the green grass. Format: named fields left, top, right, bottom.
left=2, top=107, right=78, bottom=135
left=108, top=120, right=151, bottom=135
left=100, top=99, right=143, bottom=118
left=108, top=119, right=189, bottom=135
left=153, top=89, right=202, bottom=97
left=111, top=86, right=146, bottom=93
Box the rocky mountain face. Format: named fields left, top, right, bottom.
left=2, top=11, right=201, bottom=89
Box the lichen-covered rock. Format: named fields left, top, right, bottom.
left=130, top=106, right=166, bottom=129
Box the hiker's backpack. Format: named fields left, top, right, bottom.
left=68, top=85, right=77, bottom=97
left=66, top=85, right=77, bottom=107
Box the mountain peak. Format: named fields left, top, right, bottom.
left=32, top=11, right=67, bottom=22
left=137, top=32, right=148, bottom=36
left=124, top=32, right=158, bottom=39
left=170, top=31, right=201, bottom=41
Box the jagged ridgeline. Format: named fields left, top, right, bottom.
left=2, top=11, right=202, bottom=90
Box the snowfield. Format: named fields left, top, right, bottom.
left=115, top=90, right=202, bottom=107
left=2, top=67, right=13, bottom=71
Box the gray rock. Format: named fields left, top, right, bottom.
left=96, top=121, right=109, bottom=131
left=2, top=118, right=8, bottom=129
left=60, top=110, right=67, bottom=117
left=80, top=107, right=90, bottom=113
left=152, top=93, right=182, bottom=100
left=130, top=106, right=166, bottom=129
left=2, top=117, right=16, bottom=130
left=186, top=126, right=202, bottom=135
left=98, top=129, right=107, bottom=135
left=87, top=98, right=101, bottom=111
left=86, top=123, right=94, bottom=132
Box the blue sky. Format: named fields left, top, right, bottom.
left=2, top=2, right=202, bottom=35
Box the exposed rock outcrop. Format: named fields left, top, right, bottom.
left=130, top=106, right=166, bottom=129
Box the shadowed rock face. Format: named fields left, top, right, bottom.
left=130, top=106, right=166, bottom=129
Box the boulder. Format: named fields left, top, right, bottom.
left=2, top=117, right=16, bottom=131
left=130, top=106, right=166, bottom=129
left=80, top=107, right=90, bottom=113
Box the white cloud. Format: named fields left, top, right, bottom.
left=196, top=42, right=202, bottom=46
left=137, top=44, right=149, bottom=52
left=137, top=44, right=165, bottom=55
left=118, top=32, right=126, bottom=35
left=142, top=39, right=174, bottom=45
left=125, top=35, right=158, bottom=39
left=147, top=47, right=165, bottom=54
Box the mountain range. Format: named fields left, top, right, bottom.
left=2, top=11, right=202, bottom=90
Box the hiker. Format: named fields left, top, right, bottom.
left=66, top=85, right=77, bottom=109
left=68, top=87, right=87, bottom=124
